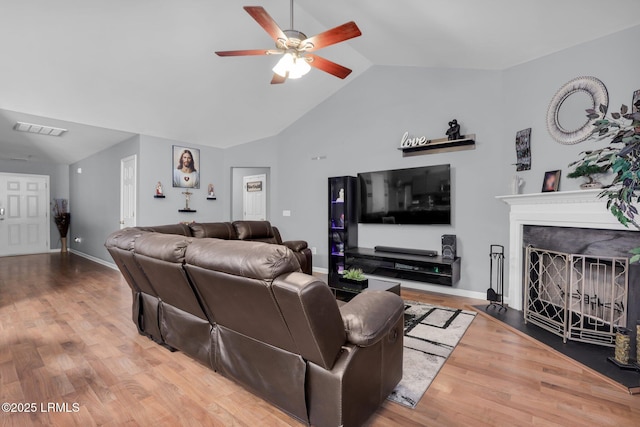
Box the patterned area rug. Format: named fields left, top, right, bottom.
left=388, top=301, right=476, bottom=408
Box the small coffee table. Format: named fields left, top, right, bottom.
left=321, top=276, right=401, bottom=301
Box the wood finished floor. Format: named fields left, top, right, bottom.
left=0, top=253, right=639, bottom=426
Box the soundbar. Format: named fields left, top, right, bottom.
left=374, top=246, right=438, bottom=257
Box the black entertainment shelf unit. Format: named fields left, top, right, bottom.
left=344, top=247, right=461, bottom=286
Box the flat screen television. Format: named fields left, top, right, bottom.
left=358, top=164, right=451, bottom=225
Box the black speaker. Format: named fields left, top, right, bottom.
left=441, top=234, right=457, bottom=260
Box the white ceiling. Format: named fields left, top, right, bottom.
left=1, top=0, right=640, bottom=164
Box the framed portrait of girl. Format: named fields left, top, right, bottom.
left=541, top=170, right=561, bottom=192
left=172, top=146, right=200, bottom=188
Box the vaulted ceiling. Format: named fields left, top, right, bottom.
left=1, top=0, right=640, bottom=164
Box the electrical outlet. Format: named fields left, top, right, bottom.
left=311, top=247, right=317, bottom=255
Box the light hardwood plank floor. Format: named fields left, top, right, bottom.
left=0, top=253, right=638, bottom=426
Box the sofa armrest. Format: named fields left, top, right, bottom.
left=339, top=291, right=404, bottom=347
left=282, top=240, right=308, bottom=252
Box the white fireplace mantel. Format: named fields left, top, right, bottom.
left=496, top=189, right=634, bottom=311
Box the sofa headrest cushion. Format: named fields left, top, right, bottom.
left=105, top=227, right=147, bottom=251
left=189, top=222, right=236, bottom=239
left=134, top=233, right=192, bottom=263
left=136, top=223, right=191, bottom=236
left=233, top=221, right=275, bottom=241
left=186, top=239, right=301, bottom=280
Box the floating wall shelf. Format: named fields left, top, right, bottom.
left=399, top=134, right=476, bottom=157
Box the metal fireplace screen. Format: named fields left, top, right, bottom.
left=525, top=246, right=628, bottom=347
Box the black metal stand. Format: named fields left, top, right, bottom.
left=487, top=244, right=506, bottom=312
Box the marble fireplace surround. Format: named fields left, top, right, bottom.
left=497, top=189, right=637, bottom=311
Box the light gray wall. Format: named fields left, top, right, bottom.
left=137, top=135, right=225, bottom=226
left=494, top=24, right=640, bottom=299
left=221, top=24, right=640, bottom=298
left=57, top=24, right=640, bottom=298
left=69, top=135, right=140, bottom=261
left=230, top=167, right=271, bottom=220
left=68, top=134, right=225, bottom=263
left=225, top=66, right=505, bottom=296
left=224, top=137, right=279, bottom=221
left=0, top=159, right=69, bottom=249
left=500, top=24, right=640, bottom=195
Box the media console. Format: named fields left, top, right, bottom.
left=344, top=247, right=461, bottom=286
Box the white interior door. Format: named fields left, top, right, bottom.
left=0, top=173, right=50, bottom=257
left=242, top=174, right=267, bottom=220
left=120, top=155, right=137, bottom=229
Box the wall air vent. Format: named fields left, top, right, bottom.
left=13, top=121, right=67, bottom=137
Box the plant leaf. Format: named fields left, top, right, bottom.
left=621, top=104, right=629, bottom=115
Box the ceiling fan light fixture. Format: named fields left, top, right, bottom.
left=272, top=52, right=310, bottom=79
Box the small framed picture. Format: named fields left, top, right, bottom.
left=541, top=170, right=561, bottom=192
left=172, top=146, right=200, bottom=188
left=633, top=89, right=640, bottom=113
left=515, top=128, right=531, bottom=171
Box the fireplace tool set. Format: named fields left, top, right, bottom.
left=487, top=244, right=506, bottom=311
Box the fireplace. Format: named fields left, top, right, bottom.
left=524, top=244, right=629, bottom=347
left=498, top=190, right=640, bottom=359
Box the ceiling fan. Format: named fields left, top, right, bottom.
left=215, top=1, right=362, bottom=84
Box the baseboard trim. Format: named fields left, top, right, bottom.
left=367, top=274, right=487, bottom=301
left=312, top=266, right=328, bottom=275
left=69, top=249, right=118, bottom=270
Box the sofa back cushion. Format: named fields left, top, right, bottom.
left=189, top=222, right=236, bottom=239
left=184, top=239, right=300, bottom=352
left=272, top=273, right=346, bottom=369
left=133, top=234, right=208, bottom=321
left=232, top=221, right=279, bottom=244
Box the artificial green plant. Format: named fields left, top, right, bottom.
left=569, top=101, right=640, bottom=261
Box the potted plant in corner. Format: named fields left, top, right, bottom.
left=569, top=101, right=640, bottom=261
left=340, top=268, right=369, bottom=289
left=52, top=199, right=70, bottom=253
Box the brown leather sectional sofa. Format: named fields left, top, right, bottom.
left=105, top=221, right=404, bottom=427
left=136, top=220, right=313, bottom=274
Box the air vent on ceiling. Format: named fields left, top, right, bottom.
left=13, top=121, right=67, bottom=137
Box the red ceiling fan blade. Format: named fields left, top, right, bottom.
left=271, top=73, right=287, bottom=84
left=215, top=49, right=281, bottom=57
left=244, top=6, right=287, bottom=43
left=306, top=54, right=352, bottom=79
left=302, top=21, right=361, bottom=51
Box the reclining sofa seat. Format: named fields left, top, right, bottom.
left=105, top=228, right=163, bottom=341
left=105, top=226, right=404, bottom=427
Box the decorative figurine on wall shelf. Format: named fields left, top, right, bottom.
left=154, top=181, right=165, bottom=198
left=336, top=188, right=345, bottom=202
left=446, top=119, right=462, bottom=141
left=207, top=183, right=216, bottom=200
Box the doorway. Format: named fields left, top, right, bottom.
left=120, top=155, right=137, bottom=229
left=231, top=167, right=270, bottom=221
left=0, top=172, right=50, bottom=256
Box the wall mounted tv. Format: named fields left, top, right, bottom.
left=358, top=164, right=451, bottom=225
